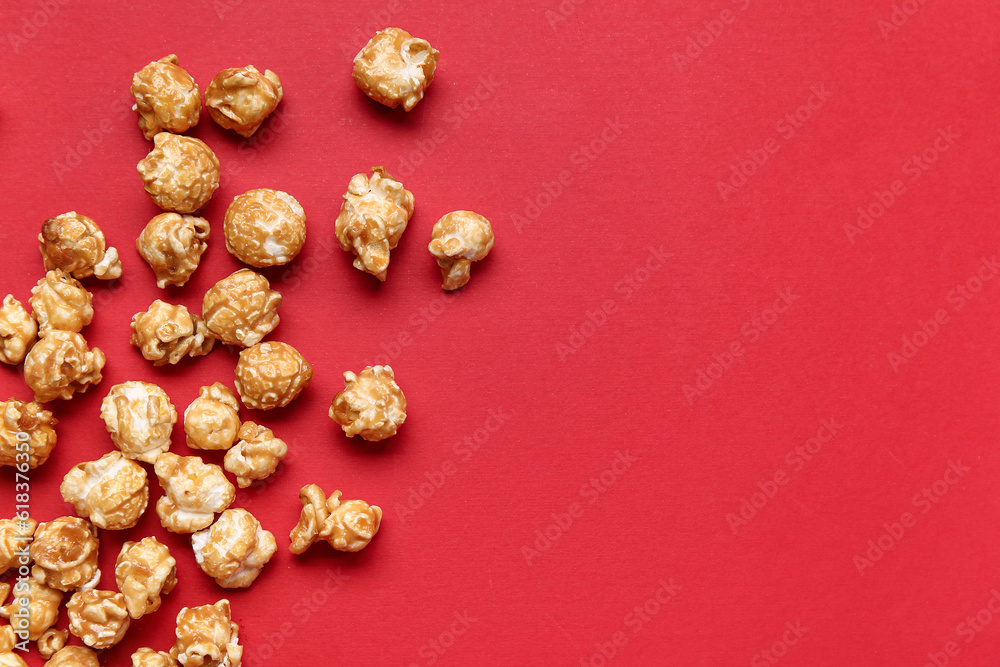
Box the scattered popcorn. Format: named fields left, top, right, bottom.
left=115, top=537, right=178, bottom=620
left=202, top=268, right=282, bottom=347
left=192, top=508, right=277, bottom=588
left=428, top=211, right=495, bottom=290
left=224, top=421, right=287, bottom=488
left=0, top=578, right=63, bottom=640
left=205, top=65, right=283, bottom=137
left=154, top=452, right=236, bottom=534
left=29, top=270, right=93, bottom=334
left=131, top=648, right=176, bottom=667
left=170, top=599, right=242, bottom=667
left=43, top=646, right=100, bottom=666
left=131, top=55, right=201, bottom=140
left=22, top=331, right=105, bottom=403
left=0, top=517, right=37, bottom=573
left=329, top=365, right=406, bottom=441
left=137, top=213, right=211, bottom=288
left=138, top=133, right=220, bottom=214
left=289, top=484, right=382, bottom=554
left=37, top=628, right=68, bottom=659
left=130, top=300, right=215, bottom=366
left=0, top=399, right=57, bottom=468
left=223, top=189, right=307, bottom=267
left=67, top=589, right=130, bottom=649
left=30, top=517, right=100, bottom=592
left=60, top=451, right=149, bottom=530
left=0, top=296, right=37, bottom=365
left=184, top=383, right=241, bottom=451
left=39, top=212, right=122, bottom=281
left=234, top=341, right=313, bottom=410
left=335, top=166, right=413, bottom=281
left=101, top=381, right=177, bottom=464
left=353, top=27, right=439, bottom=111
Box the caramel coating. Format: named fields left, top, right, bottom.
left=155, top=452, right=236, bottom=534
left=335, top=166, right=413, bottom=281
left=67, top=589, right=130, bottom=649
left=428, top=211, right=495, bottom=290
left=37, top=628, right=68, bottom=659
left=132, top=648, right=176, bottom=667
left=170, top=599, right=242, bottom=667
left=29, top=271, right=93, bottom=335
left=60, top=451, right=149, bottom=530
left=0, top=579, right=63, bottom=640
left=224, top=421, right=287, bottom=488
left=353, top=27, right=439, bottom=111
left=138, top=133, right=221, bottom=214
left=115, top=537, right=178, bottom=620
left=23, top=331, right=105, bottom=403
left=137, top=213, right=211, bottom=288
left=223, top=189, right=306, bottom=267
left=329, top=365, right=406, bottom=441
left=0, top=518, right=37, bottom=574
left=30, top=517, right=100, bottom=592
left=289, top=484, right=382, bottom=554
left=205, top=65, right=283, bottom=137
left=202, top=269, right=282, bottom=347
left=44, top=646, right=100, bottom=667
left=192, top=508, right=277, bottom=588
left=184, top=383, right=241, bottom=451
left=234, top=341, right=313, bottom=410
left=132, top=55, right=201, bottom=140
left=39, top=212, right=122, bottom=281
left=0, top=645, right=27, bottom=667
left=101, top=381, right=177, bottom=464
left=0, top=296, right=37, bottom=365
left=130, top=300, right=215, bottom=366
left=0, top=399, right=57, bottom=468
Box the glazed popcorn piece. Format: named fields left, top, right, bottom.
left=290, top=484, right=382, bottom=554
left=29, top=270, right=93, bottom=334
left=67, top=589, right=130, bottom=649
left=30, top=517, right=100, bottom=592
left=137, top=213, right=211, bottom=288
left=0, top=578, right=62, bottom=640
left=0, top=399, right=57, bottom=468
left=101, top=381, right=177, bottom=464
left=224, top=421, right=287, bottom=488
left=44, top=646, right=100, bottom=666
left=353, top=27, right=440, bottom=111
left=130, top=300, right=215, bottom=366
left=192, top=508, right=277, bottom=588
left=132, top=648, right=176, bottom=667
left=60, top=451, right=149, bottom=530
left=185, top=383, right=241, bottom=451
left=0, top=629, right=27, bottom=667
left=202, top=268, right=282, bottom=347
left=170, top=599, right=242, bottom=667
left=205, top=65, right=283, bottom=137
left=37, top=628, right=68, bottom=659
left=138, top=133, right=221, bottom=214
left=335, top=166, right=413, bottom=281
left=155, top=452, right=236, bottom=533
left=429, top=211, right=495, bottom=290
left=0, top=296, right=37, bottom=365
left=329, top=365, right=406, bottom=441
left=115, top=537, right=178, bottom=620
left=234, top=341, right=313, bottom=410
left=23, top=331, right=105, bottom=403
left=132, top=54, right=202, bottom=140
left=39, top=212, right=122, bottom=281
left=0, top=517, right=37, bottom=573
left=223, top=189, right=307, bottom=267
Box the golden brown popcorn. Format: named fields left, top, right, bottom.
left=0, top=518, right=37, bottom=573
left=289, top=484, right=382, bottom=554
left=0, top=296, right=37, bottom=365
left=132, top=648, right=176, bottom=667
left=353, top=27, right=440, bottom=111
left=138, top=133, right=221, bottom=214
left=234, top=341, right=313, bottom=411
left=428, top=211, right=495, bottom=290
left=60, top=451, right=149, bottom=530
left=37, top=628, right=68, bottom=659
left=0, top=578, right=63, bottom=640
left=202, top=269, right=282, bottom=347
left=67, top=589, right=130, bottom=649
left=192, top=509, right=277, bottom=588
left=224, top=421, right=287, bottom=488
left=0, top=633, right=27, bottom=667
left=184, top=383, right=241, bottom=451
left=137, top=213, right=211, bottom=288
left=115, top=537, right=177, bottom=620
left=101, top=381, right=177, bottom=464
left=223, top=189, right=306, bottom=267
left=335, top=166, right=413, bottom=281
left=131, top=55, right=201, bottom=140
left=205, top=65, right=283, bottom=137
left=30, top=517, right=100, bottom=592
left=329, top=365, right=406, bottom=441
left=0, top=399, right=57, bottom=468
left=22, top=331, right=105, bottom=403
left=170, top=599, right=241, bottom=667
left=29, top=271, right=93, bottom=334
left=154, top=453, right=236, bottom=534
left=39, top=212, right=122, bottom=281
left=44, top=646, right=100, bottom=667
left=130, top=300, right=215, bottom=366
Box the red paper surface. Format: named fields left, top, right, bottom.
left=1, top=0, right=999, bottom=665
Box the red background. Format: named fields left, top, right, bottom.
left=1, top=0, right=999, bottom=665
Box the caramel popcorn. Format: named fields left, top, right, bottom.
left=205, top=65, right=283, bottom=137
left=202, top=269, right=282, bottom=347
left=353, top=27, right=440, bottom=111
left=0, top=399, right=57, bottom=468
left=192, top=509, right=277, bottom=588
left=39, top=212, right=122, bottom=281
left=0, top=642, right=27, bottom=667
left=130, top=300, right=215, bottom=366
left=60, top=451, right=149, bottom=530
left=329, top=365, right=406, bottom=441
left=132, top=54, right=202, bottom=140
left=23, top=331, right=105, bottom=403
left=428, top=211, right=495, bottom=290
left=335, top=166, right=413, bottom=281
left=155, top=452, right=236, bottom=533
left=0, top=518, right=37, bottom=573
left=29, top=270, right=93, bottom=334
left=185, top=383, right=241, bottom=451
left=234, top=341, right=313, bottom=410
left=30, top=517, right=100, bottom=592
left=44, top=646, right=100, bottom=667
left=137, top=213, right=211, bottom=288
left=132, top=648, right=176, bottom=667
left=223, top=189, right=307, bottom=267
left=138, top=133, right=221, bottom=214
left=224, top=421, right=287, bottom=488
left=0, top=296, right=37, bottom=365
left=170, top=599, right=242, bottom=667
left=115, top=537, right=178, bottom=620
left=67, top=589, right=130, bottom=649
left=37, top=628, right=68, bottom=659
left=101, top=381, right=177, bottom=464
left=0, top=579, right=62, bottom=640
left=289, top=484, right=382, bottom=554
